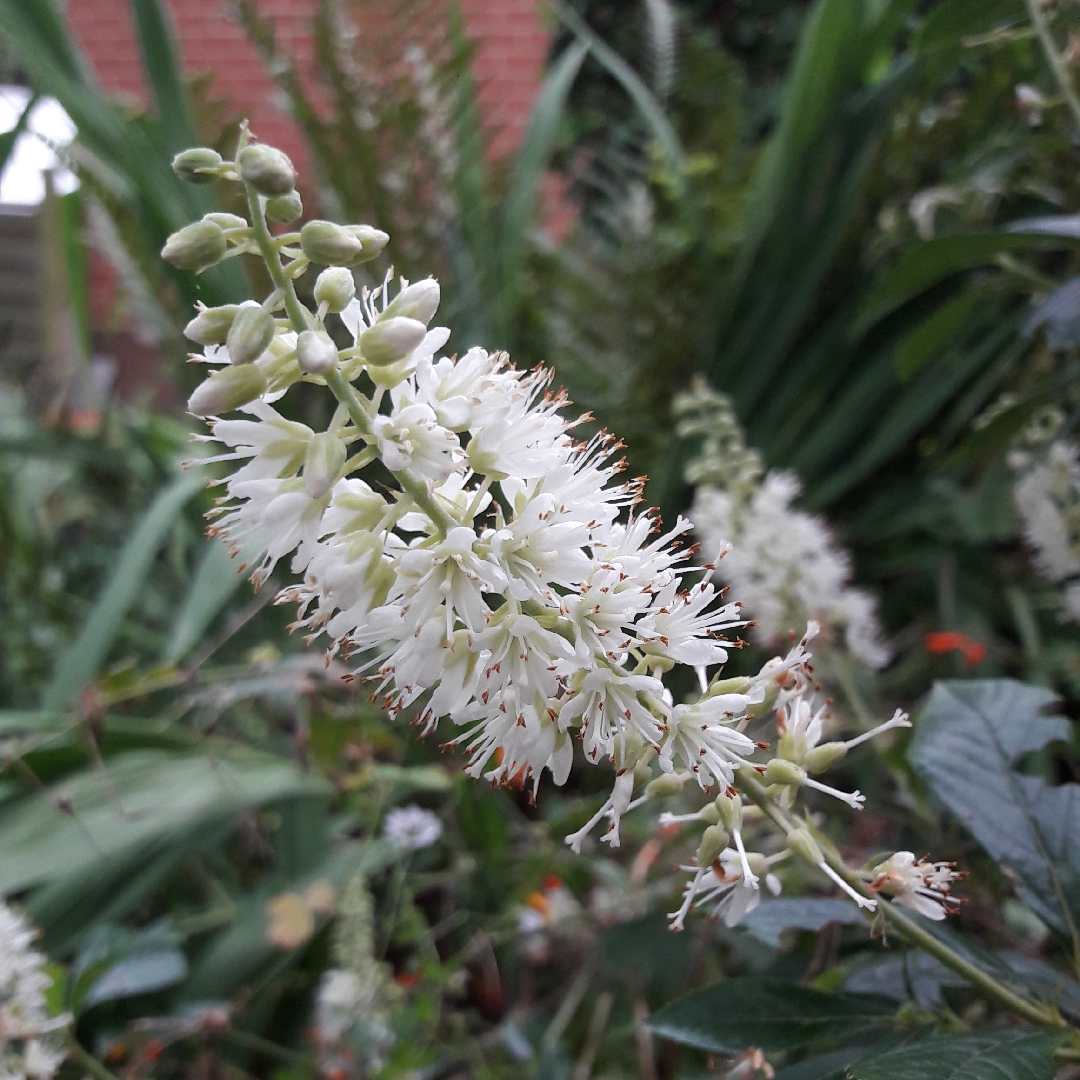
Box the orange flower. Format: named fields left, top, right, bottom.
left=925, top=631, right=986, bottom=666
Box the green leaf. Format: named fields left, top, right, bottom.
left=554, top=2, right=685, bottom=192
left=646, top=978, right=895, bottom=1054
left=162, top=538, right=251, bottom=665
left=741, top=898, right=866, bottom=948
left=848, top=1029, right=1061, bottom=1080
left=494, top=39, right=589, bottom=331
left=128, top=0, right=199, bottom=153
left=44, top=471, right=204, bottom=709
left=0, top=749, right=330, bottom=898
left=773, top=1047, right=864, bottom=1080
left=909, top=680, right=1080, bottom=942
left=895, top=290, right=986, bottom=381
left=73, top=921, right=187, bottom=1012
left=853, top=233, right=1074, bottom=337
left=0, top=91, right=38, bottom=176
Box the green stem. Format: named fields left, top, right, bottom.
left=735, top=768, right=1068, bottom=1030
left=66, top=1034, right=122, bottom=1080
left=244, top=183, right=310, bottom=333
left=324, top=367, right=456, bottom=536
left=1023, top=0, right=1080, bottom=130
left=222, top=1029, right=312, bottom=1066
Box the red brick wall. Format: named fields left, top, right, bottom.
left=67, top=0, right=550, bottom=174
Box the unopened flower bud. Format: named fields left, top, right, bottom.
left=297, top=330, right=338, bottom=375
left=382, top=279, right=440, bottom=325
left=335, top=488, right=388, bottom=532
left=304, top=432, right=347, bottom=499
left=300, top=221, right=362, bottom=265
left=187, top=363, right=267, bottom=416
left=204, top=212, right=249, bottom=231
left=763, top=758, right=806, bottom=788
left=360, top=316, right=426, bottom=367
left=698, top=802, right=721, bottom=825
left=344, top=224, right=389, bottom=263
left=697, top=824, right=730, bottom=867
left=265, top=190, right=303, bottom=224
left=714, top=793, right=743, bottom=832
left=172, top=147, right=222, bottom=184
left=237, top=144, right=296, bottom=197
left=787, top=827, right=823, bottom=865
left=746, top=680, right=780, bottom=719
left=805, top=742, right=848, bottom=774
left=746, top=852, right=769, bottom=878
left=161, top=220, right=227, bottom=272
left=645, top=773, right=684, bottom=800
left=184, top=304, right=240, bottom=346
left=314, top=267, right=356, bottom=313
left=226, top=304, right=276, bottom=365
left=704, top=676, right=751, bottom=699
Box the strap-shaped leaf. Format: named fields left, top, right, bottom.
left=44, top=471, right=205, bottom=709
left=910, top=680, right=1080, bottom=942
left=647, top=978, right=895, bottom=1053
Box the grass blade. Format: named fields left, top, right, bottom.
left=44, top=472, right=205, bottom=708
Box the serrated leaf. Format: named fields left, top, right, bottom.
left=647, top=978, right=895, bottom=1054
left=847, top=1029, right=1061, bottom=1080
left=741, top=898, right=866, bottom=948
left=909, top=680, right=1080, bottom=940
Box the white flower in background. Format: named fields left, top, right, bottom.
left=675, top=380, right=889, bottom=669
left=671, top=849, right=784, bottom=930
left=869, top=852, right=965, bottom=921
left=1010, top=439, right=1080, bottom=623
left=315, top=878, right=397, bottom=1079
left=0, top=902, right=68, bottom=1080
left=383, top=805, right=443, bottom=851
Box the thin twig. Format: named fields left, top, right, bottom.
left=1024, top=0, right=1080, bottom=130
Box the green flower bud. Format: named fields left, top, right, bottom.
left=360, top=316, right=426, bottom=367
left=763, top=758, right=806, bottom=788
left=265, top=190, right=303, bottom=224
left=787, top=827, right=822, bottom=865
left=204, top=212, right=249, bottom=231
left=698, top=802, right=721, bottom=826
left=697, top=824, right=730, bottom=867
left=172, top=147, right=223, bottom=184
left=237, top=143, right=296, bottom=197
left=187, top=363, right=267, bottom=416
left=300, top=221, right=364, bottom=265
left=344, top=224, right=390, bottom=263
left=303, top=432, right=347, bottom=499
left=805, top=742, right=848, bottom=774
left=714, top=793, right=743, bottom=832
left=334, top=486, right=388, bottom=533
left=297, top=330, right=339, bottom=376
left=184, top=304, right=241, bottom=346
left=746, top=852, right=769, bottom=878
left=226, top=304, right=276, bottom=365
left=314, top=267, right=356, bottom=313
left=382, top=278, right=440, bottom=325
left=704, top=676, right=751, bottom=698
left=161, top=220, right=227, bottom=272
left=746, top=680, right=781, bottom=719
left=645, top=773, right=684, bottom=800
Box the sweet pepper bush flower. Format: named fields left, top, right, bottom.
left=869, top=852, right=965, bottom=921
left=0, top=903, right=68, bottom=1080
left=1010, top=435, right=1080, bottom=621
left=175, top=128, right=957, bottom=932
left=675, top=379, right=889, bottom=669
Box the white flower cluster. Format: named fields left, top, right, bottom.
left=314, top=878, right=397, bottom=1079
left=869, top=852, right=965, bottom=921
left=675, top=380, right=889, bottom=669
left=1010, top=438, right=1080, bottom=621
left=168, top=132, right=952, bottom=934
left=0, top=903, right=68, bottom=1080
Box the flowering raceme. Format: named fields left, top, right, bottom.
left=169, top=128, right=952, bottom=933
